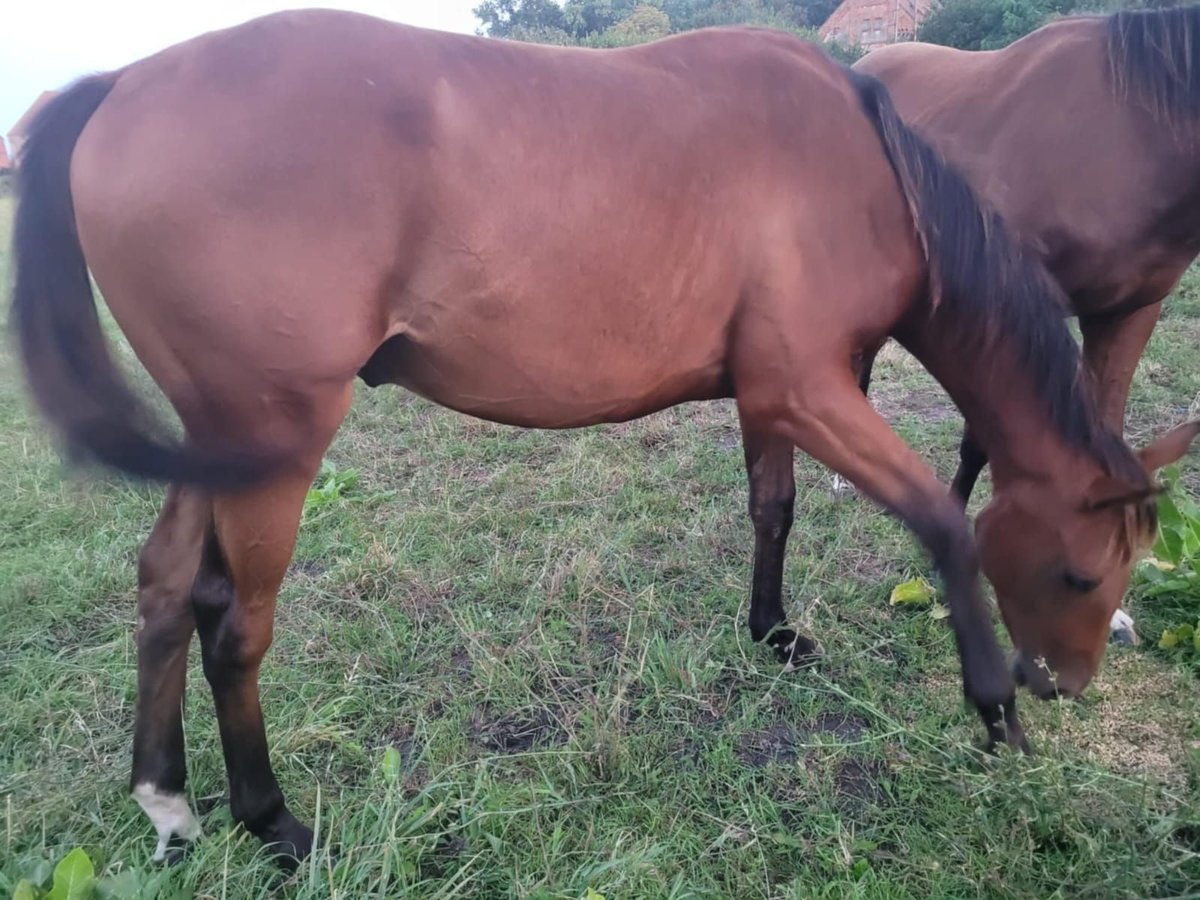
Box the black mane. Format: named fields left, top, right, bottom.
left=855, top=73, right=1153, bottom=509
left=1107, top=4, right=1200, bottom=128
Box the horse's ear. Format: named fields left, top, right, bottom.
left=1138, top=420, right=1200, bottom=474
left=1083, top=476, right=1163, bottom=513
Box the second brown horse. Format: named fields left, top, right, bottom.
left=855, top=6, right=1200, bottom=501
left=12, top=14, right=1194, bottom=865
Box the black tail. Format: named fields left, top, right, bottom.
left=849, top=70, right=1148, bottom=490
left=10, top=75, right=284, bottom=488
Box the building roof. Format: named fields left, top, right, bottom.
left=8, top=90, right=58, bottom=146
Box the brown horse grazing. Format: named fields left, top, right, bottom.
left=853, top=7, right=1200, bottom=507
left=10, top=13, right=1189, bottom=866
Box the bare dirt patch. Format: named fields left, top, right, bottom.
left=737, top=713, right=870, bottom=768
left=834, top=757, right=889, bottom=810
left=474, top=706, right=568, bottom=753
left=1048, top=654, right=1196, bottom=789
left=921, top=654, right=1197, bottom=788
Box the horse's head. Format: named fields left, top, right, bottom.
left=976, top=421, right=1199, bottom=699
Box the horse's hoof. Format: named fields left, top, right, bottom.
left=975, top=696, right=1031, bottom=757
left=259, top=809, right=314, bottom=871
left=159, top=834, right=194, bottom=867
left=772, top=630, right=822, bottom=671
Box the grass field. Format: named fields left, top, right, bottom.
left=1, top=186, right=1199, bottom=899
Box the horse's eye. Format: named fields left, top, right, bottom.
left=1063, top=570, right=1100, bottom=593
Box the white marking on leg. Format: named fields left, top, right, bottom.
left=133, top=782, right=202, bottom=861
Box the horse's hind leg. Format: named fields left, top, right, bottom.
left=131, top=486, right=209, bottom=861
left=192, top=388, right=351, bottom=866
left=192, top=468, right=319, bottom=865
left=738, top=418, right=820, bottom=666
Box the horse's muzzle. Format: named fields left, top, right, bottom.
left=1012, top=653, right=1080, bottom=701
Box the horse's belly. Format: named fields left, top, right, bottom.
left=358, top=330, right=730, bottom=428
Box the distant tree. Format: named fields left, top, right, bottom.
left=508, top=23, right=579, bottom=44
left=917, top=0, right=1192, bottom=52
left=797, top=0, right=842, bottom=27
left=821, top=36, right=865, bottom=64
left=563, top=0, right=651, bottom=38
left=916, top=0, right=1074, bottom=50
left=661, top=0, right=805, bottom=30
left=473, top=0, right=861, bottom=62
left=590, top=4, right=674, bottom=45
left=474, top=0, right=568, bottom=37
left=1067, top=0, right=1185, bottom=9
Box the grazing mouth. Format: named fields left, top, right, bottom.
left=1011, top=654, right=1078, bottom=701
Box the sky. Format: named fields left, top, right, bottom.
left=0, top=1, right=483, bottom=136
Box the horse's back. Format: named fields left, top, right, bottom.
left=858, top=18, right=1198, bottom=306
left=69, top=12, right=917, bottom=432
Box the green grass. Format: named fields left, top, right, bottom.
left=1, top=189, right=1199, bottom=898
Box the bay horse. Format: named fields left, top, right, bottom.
left=853, top=7, right=1200, bottom=521
left=12, top=12, right=1193, bottom=866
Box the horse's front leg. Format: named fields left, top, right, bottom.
left=739, top=369, right=1026, bottom=752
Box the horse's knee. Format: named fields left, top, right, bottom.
left=195, top=603, right=273, bottom=687
left=134, top=609, right=195, bottom=669
left=135, top=556, right=194, bottom=650
left=749, top=495, right=794, bottom=541
left=907, top=500, right=978, bottom=577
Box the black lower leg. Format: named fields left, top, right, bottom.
left=950, top=430, right=988, bottom=507
left=132, top=626, right=192, bottom=796
left=742, top=434, right=820, bottom=666
left=192, top=532, right=312, bottom=867
left=910, top=505, right=1027, bottom=753
left=748, top=503, right=819, bottom=664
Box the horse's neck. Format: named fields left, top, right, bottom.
left=899, top=332, right=1092, bottom=492
left=1139, top=139, right=1200, bottom=266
